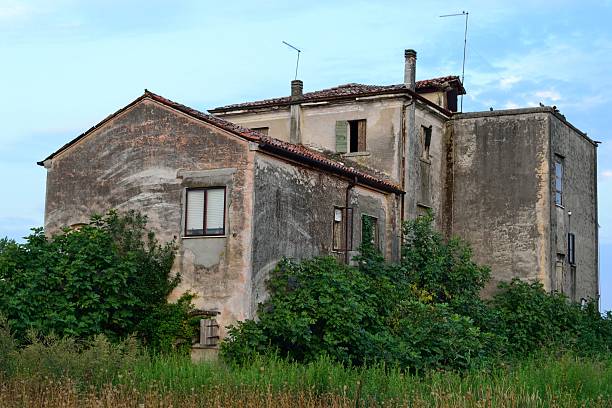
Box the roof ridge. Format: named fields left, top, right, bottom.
left=38, top=90, right=403, bottom=194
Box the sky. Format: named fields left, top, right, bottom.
left=1, top=0, right=611, bottom=310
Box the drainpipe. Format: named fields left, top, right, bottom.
left=345, top=177, right=357, bottom=264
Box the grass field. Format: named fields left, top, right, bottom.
left=1, top=349, right=611, bottom=407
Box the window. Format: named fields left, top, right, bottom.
left=199, top=318, right=220, bottom=347
left=568, top=233, right=576, bottom=265
left=185, top=187, right=226, bottom=236
left=332, top=206, right=353, bottom=251
left=335, top=120, right=366, bottom=153
left=361, top=214, right=379, bottom=249
left=251, top=127, right=269, bottom=136
left=421, top=125, right=432, bottom=160
left=554, top=156, right=564, bottom=206
left=348, top=120, right=367, bottom=152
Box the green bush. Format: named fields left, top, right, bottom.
left=490, top=279, right=612, bottom=356
left=0, top=210, right=196, bottom=352
left=222, top=213, right=612, bottom=371
left=221, top=215, right=497, bottom=371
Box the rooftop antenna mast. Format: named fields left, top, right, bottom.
left=439, top=11, right=469, bottom=112
left=282, top=41, right=301, bottom=80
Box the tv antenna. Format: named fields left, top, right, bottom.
left=440, top=11, right=469, bottom=112
left=282, top=41, right=301, bottom=80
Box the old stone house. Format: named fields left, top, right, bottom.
left=38, top=48, right=599, bottom=352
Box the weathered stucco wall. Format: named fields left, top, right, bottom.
left=300, top=98, right=404, bottom=181
left=549, top=115, right=598, bottom=301
left=44, top=99, right=255, bottom=335
left=414, top=104, right=448, bottom=223
left=250, top=153, right=399, bottom=314
left=216, top=109, right=291, bottom=141
left=450, top=111, right=551, bottom=295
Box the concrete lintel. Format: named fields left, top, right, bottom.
left=177, top=167, right=236, bottom=187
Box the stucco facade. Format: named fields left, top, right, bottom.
left=39, top=91, right=402, bottom=347
left=39, top=49, right=599, bottom=352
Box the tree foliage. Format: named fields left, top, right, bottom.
left=0, top=210, right=196, bottom=352
left=221, top=213, right=612, bottom=371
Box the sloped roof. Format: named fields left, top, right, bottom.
left=209, top=76, right=465, bottom=113
left=38, top=91, right=403, bottom=195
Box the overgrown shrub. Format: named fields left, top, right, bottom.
left=0, top=210, right=196, bottom=353
left=490, top=279, right=612, bottom=356
left=222, top=213, right=612, bottom=371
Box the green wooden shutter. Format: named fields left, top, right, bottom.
left=335, top=121, right=348, bottom=153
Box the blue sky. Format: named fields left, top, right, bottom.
left=1, top=0, right=611, bottom=310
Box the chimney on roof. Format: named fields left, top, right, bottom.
left=290, top=80, right=303, bottom=144
left=404, top=49, right=417, bottom=91
left=291, top=79, right=303, bottom=100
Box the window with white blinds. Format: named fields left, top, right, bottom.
left=185, top=188, right=226, bottom=236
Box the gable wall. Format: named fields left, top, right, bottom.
left=44, top=99, right=256, bottom=334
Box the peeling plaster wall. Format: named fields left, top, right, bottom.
left=215, top=98, right=406, bottom=183
left=413, top=104, right=448, bottom=223
left=450, top=112, right=551, bottom=296
left=216, top=109, right=291, bottom=140
left=300, top=98, right=403, bottom=181
left=43, top=99, right=255, bottom=335
left=250, top=153, right=399, bottom=314
left=549, top=115, right=598, bottom=301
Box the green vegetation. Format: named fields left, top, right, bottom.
left=0, top=323, right=610, bottom=407
left=222, top=213, right=612, bottom=371
left=0, top=211, right=611, bottom=406
left=0, top=211, right=197, bottom=353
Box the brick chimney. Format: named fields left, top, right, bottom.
left=290, top=80, right=303, bottom=143
left=404, top=49, right=417, bottom=91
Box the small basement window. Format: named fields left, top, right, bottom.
left=185, top=187, right=226, bottom=236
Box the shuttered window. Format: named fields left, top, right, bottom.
left=335, top=121, right=348, bottom=153
left=185, top=187, right=226, bottom=236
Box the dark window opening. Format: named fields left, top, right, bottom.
left=421, top=125, right=432, bottom=160
left=332, top=206, right=353, bottom=251
left=568, top=232, right=576, bottom=265
left=185, top=187, right=226, bottom=236
left=348, top=119, right=366, bottom=152
left=555, top=156, right=564, bottom=206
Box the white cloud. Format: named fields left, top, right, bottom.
left=0, top=2, right=32, bottom=20
left=503, top=101, right=520, bottom=109
left=499, top=75, right=522, bottom=89
left=535, top=90, right=561, bottom=102
left=601, top=170, right=612, bottom=178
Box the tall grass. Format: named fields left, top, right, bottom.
left=1, top=332, right=610, bottom=407
left=1, top=318, right=610, bottom=407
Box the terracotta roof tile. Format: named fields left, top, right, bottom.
left=210, top=76, right=465, bottom=112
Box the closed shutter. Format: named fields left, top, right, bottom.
left=206, top=188, right=225, bottom=235
left=186, top=190, right=205, bottom=235
left=335, top=121, right=348, bottom=153
left=357, top=120, right=367, bottom=151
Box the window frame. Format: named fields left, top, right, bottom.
left=347, top=119, right=367, bottom=153
left=184, top=186, right=227, bottom=237
left=568, top=232, right=576, bottom=265
left=332, top=206, right=353, bottom=252
left=554, top=156, right=564, bottom=207
left=361, top=214, right=380, bottom=250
